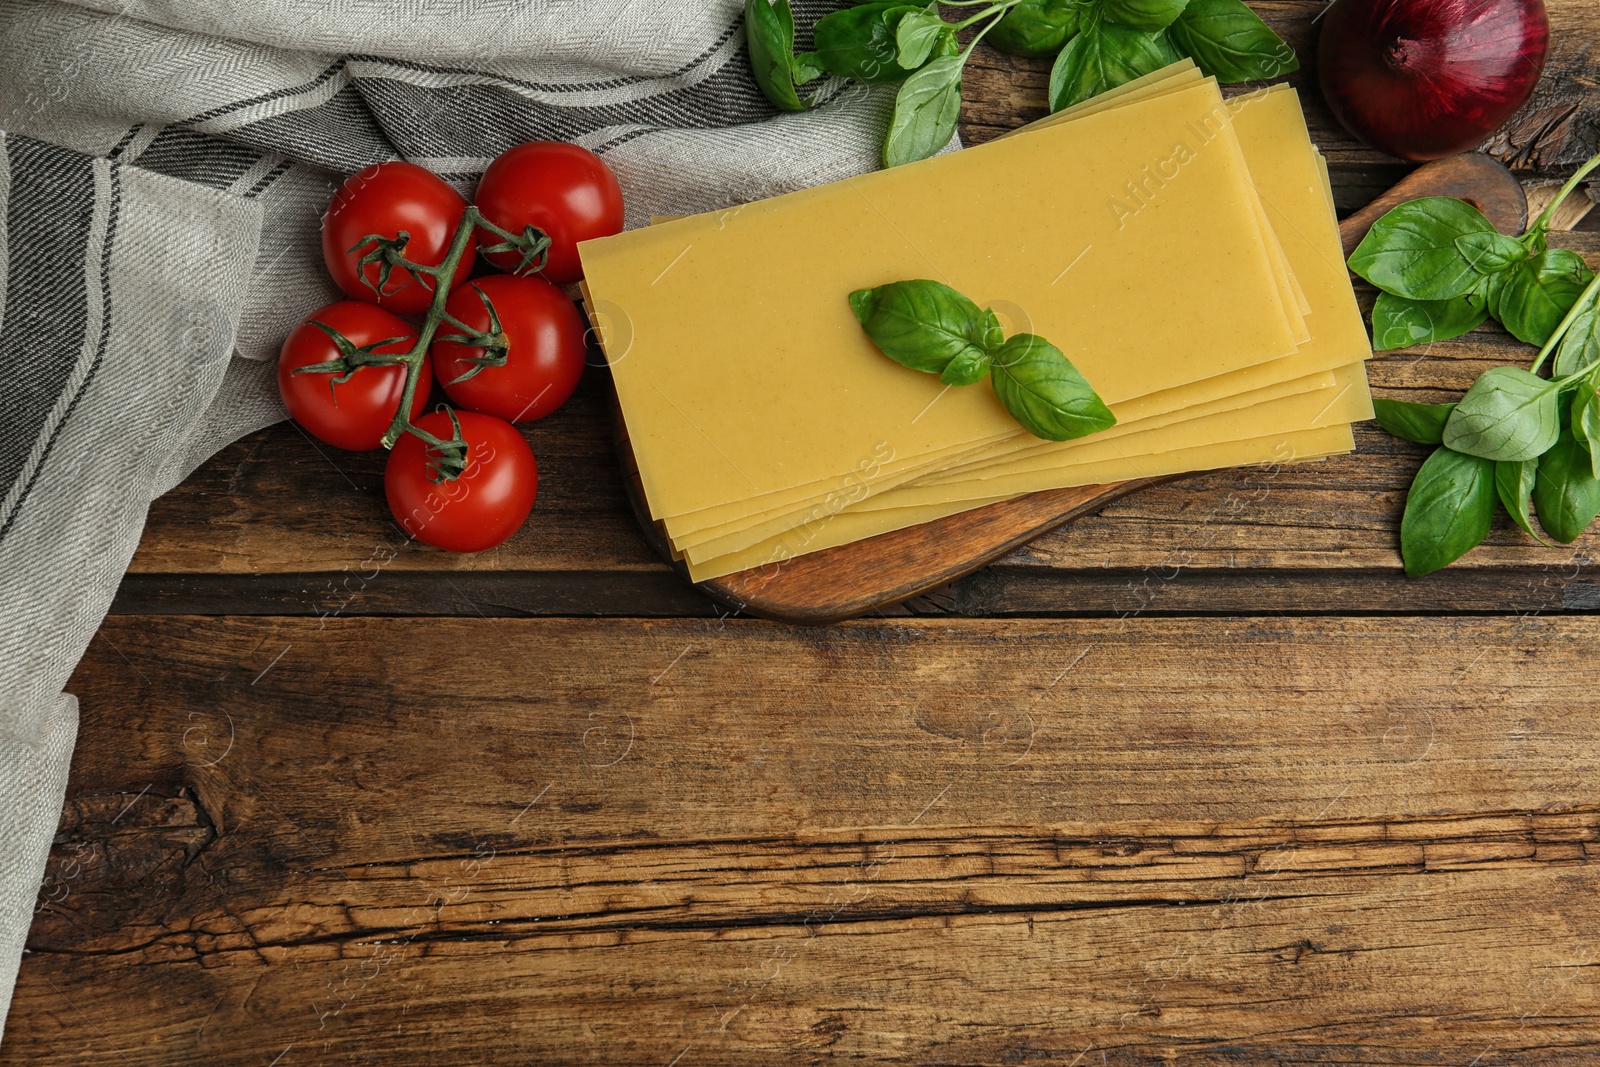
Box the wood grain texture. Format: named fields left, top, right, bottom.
left=118, top=239, right=1600, bottom=618
left=11, top=615, right=1600, bottom=1065
left=32, top=21, right=1600, bottom=1064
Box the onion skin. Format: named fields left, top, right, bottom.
left=1318, top=0, right=1549, bottom=161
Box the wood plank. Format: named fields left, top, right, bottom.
left=119, top=238, right=1600, bottom=617
left=11, top=615, right=1600, bottom=1065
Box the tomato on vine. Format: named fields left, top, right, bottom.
left=473, top=142, right=624, bottom=286
left=322, top=161, right=476, bottom=316
left=430, top=275, right=587, bottom=423
left=385, top=410, right=538, bottom=552
left=277, top=301, right=430, bottom=452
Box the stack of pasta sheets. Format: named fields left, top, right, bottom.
left=578, top=62, right=1373, bottom=582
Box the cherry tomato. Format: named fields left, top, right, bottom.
left=430, top=275, right=587, bottom=423
left=278, top=301, right=428, bottom=452
left=385, top=410, right=537, bottom=552
left=322, top=161, right=475, bottom=317
left=473, top=142, right=624, bottom=286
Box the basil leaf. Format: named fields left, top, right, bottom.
left=1103, top=0, right=1191, bottom=32
left=1373, top=398, right=1456, bottom=445
left=793, top=51, right=824, bottom=85
left=990, top=334, right=1117, bottom=441
left=941, top=346, right=992, bottom=387
left=1572, top=384, right=1600, bottom=480
left=745, top=0, right=809, bottom=111
left=1533, top=424, right=1600, bottom=543
left=981, top=308, right=1005, bottom=352
left=1400, top=446, right=1496, bottom=577
left=895, top=8, right=954, bottom=69
left=1347, top=197, right=1498, bottom=302
left=1495, top=248, right=1596, bottom=346
left=883, top=53, right=965, bottom=167
left=1370, top=290, right=1487, bottom=350
left=1442, top=366, right=1562, bottom=462
left=850, top=279, right=988, bottom=375
left=1165, top=0, right=1298, bottom=82
left=1049, top=16, right=1182, bottom=112
left=1454, top=230, right=1526, bottom=275
left=814, top=2, right=924, bottom=82
left=1479, top=268, right=1508, bottom=321
left=1495, top=458, right=1545, bottom=543
left=1554, top=299, right=1600, bottom=378
left=989, top=0, right=1080, bottom=56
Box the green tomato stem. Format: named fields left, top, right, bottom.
left=1532, top=269, right=1600, bottom=376
left=955, top=0, right=1022, bottom=33
left=1529, top=148, right=1600, bottom=240
left=379, top=203, right=485, bottom=455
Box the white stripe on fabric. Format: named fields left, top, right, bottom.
left=346, top=26, right=744, bottom=111
left=226, top=151, right=286, bottom=197
left=188, top=60, right=354, bottom=137
left=117, top=123, right=164, bottom=164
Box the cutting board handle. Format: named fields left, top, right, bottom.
left=616, top=154, right=1528, bottom=624
left=1339, top=154, right=1527, bottom=257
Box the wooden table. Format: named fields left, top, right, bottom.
left=9, top=5, right=1600, bottom=1063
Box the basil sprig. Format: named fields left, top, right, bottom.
left=1351, top=189, right=1600, bottom=353
left=1357, top=151, right=1600, bottom=573
left=744, top=0, right=1297, bottom=167
left=1162, top=0, right=1298, bottom=82
left=744, top=0, right=819, bottom=112
left=988, top=0, right=1080, bottom=55
left=850, top=279, right=1116, bottom=441
left=1048, top=10, right=1181, bottom=111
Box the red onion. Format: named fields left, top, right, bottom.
left=1318, top=0, right=1549, bottom=161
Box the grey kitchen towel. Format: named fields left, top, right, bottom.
left=0, top=0, right=897, bottom=1039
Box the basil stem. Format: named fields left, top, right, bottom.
left=1537, top=270, right=1600, bottom=375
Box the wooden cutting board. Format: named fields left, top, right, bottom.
left=615, top=154, right=1527, bottom=624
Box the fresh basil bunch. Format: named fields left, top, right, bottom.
left=1351, top=193, right=1598, bottom=352
left=850, top=279, right=1116, bottom=440
left=1358, top=151, right=1600, bottom=575
left=744, top=0, right=1297, bottom=168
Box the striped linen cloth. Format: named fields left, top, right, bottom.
left=0, top=0, right=894, bottom=1038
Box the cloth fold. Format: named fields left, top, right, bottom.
left=0, top=0, right=894, bottom=1039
